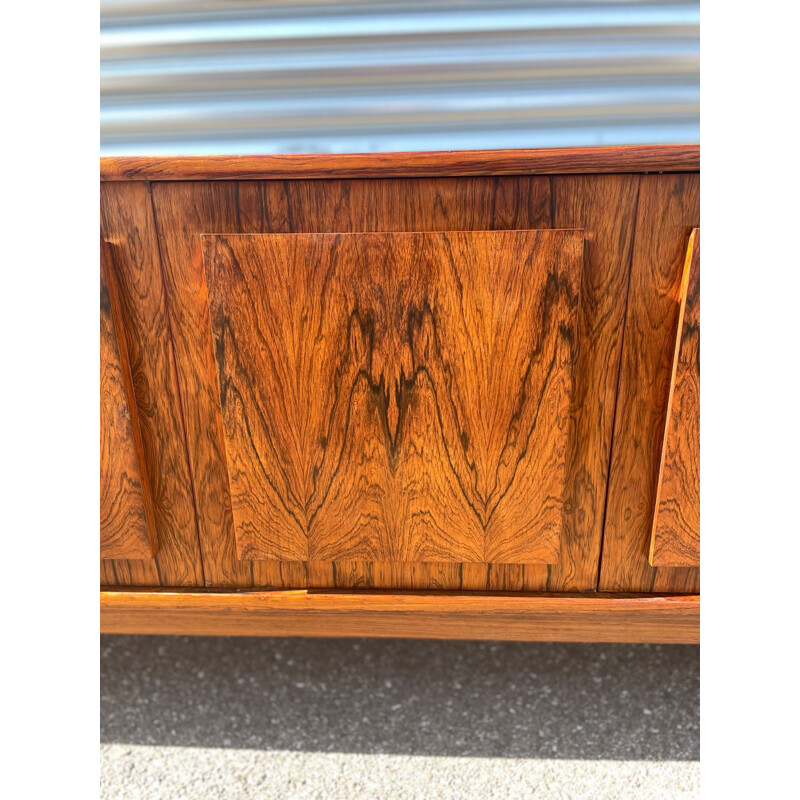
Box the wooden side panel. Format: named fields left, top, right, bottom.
left=203, top=230, right=581, bottom=565
left=150, top=176, right=633, bottom=590
left=100, top=182, right=204, bottom=586
left=651, top=230, right=700, bottom=567
left=100, top=249, right=156, bottom=560
left=599, top=175, right=700, bottom=592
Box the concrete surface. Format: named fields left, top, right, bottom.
left=101, top=636, right=699, bottom=799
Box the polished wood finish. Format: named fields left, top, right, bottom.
left=150, top=174, right=638, bottom=591
left=101, top=145, right=699, bottom=182
left=99, top=150, right=701, bottom=640
left=599, top=175, right=700, bottom=592
left=101, top=590, right=699, bottom=644
left=651, top=230, right=700, bottom=567
left=99, top=149, right=700, bottom=619
left=100, top=183, right=204, bottom=586
left=203, top=231, right=581, bottom=565
left=100, top=247, right=156, bottom=560
left=551, top=174, right=640, bottom=591
left=154, top=178, right=562, bottom=591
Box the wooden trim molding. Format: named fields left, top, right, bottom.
left=100, top=590, right=699, bottom=643
left=100, top=144, right=699, bottom=182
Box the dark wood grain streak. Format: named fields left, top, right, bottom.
left=650, top=229, right=700, bottom=567
left=100, top=182, right=205, bottom=586
left=100, top=246, right=157, bottom=560
left=599, top=175, right=700, bottom=592
left=101, top=590, right=700, bottom=644
left=101, top=145, right=699, bottom=181
left=100, top=561, right=118, bottom=585
left=203, top=231, right=582, bottom=564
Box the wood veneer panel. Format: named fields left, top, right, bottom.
left=100, top=182, right=204, bottom=586
left=203, top=230, right=582, bottom=564
left=651, top=230, right=700, bottom=567
left=101, top=590, right=700, bottom=644
left=101, top=145, right=699, bottom=181
left=599, top=174, right=700, bottom=593
left=206, top=561, right=545, bottom=591
left=151, top=177, right=556, bottom=589
left=100, top=561, right=117, bottom=585
left=150, top=175, right=631, bottom=590
left=100, top=249, right=156, bottom=560
left=549, top=174, right=640, bottom=590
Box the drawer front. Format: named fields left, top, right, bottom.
left=202, top=230, right=582, bottom=565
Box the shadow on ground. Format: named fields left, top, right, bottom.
left=101, top=636, right=698, bottom=760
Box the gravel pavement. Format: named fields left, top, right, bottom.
left=101, top=635, right=699, bottom=799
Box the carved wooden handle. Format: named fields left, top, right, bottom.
left=100, top=241, right=158, bottom=560
left=650, top=229, right=700, bottom=567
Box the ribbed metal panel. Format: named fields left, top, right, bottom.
left=100, top=1, right=699, bottom=155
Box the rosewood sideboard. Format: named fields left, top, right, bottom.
left=100, top=145, right=700, bottom=643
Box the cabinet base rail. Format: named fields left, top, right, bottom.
left=101, top=590, right=699, bottom=644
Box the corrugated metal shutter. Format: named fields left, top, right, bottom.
left=100, top=1, right=699, bottom=155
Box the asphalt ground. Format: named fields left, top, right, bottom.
left=100, top=635, right=700, bottom=799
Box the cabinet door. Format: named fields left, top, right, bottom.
left=100, top=252, right=156, bottom=560
left=202, top=230, right=582, bottom=565
left=650, top=229, right=700, bottom=567
left=599, top=173, right=700, bottom=592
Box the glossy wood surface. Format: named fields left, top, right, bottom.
left=145, top=174, right=641, bottom=591
left=651, top=230, right=700, bottom=567
left=101, top=145, right=699, bottom=181
left=99, top=159, right=699, bottom=596
left=551, top=174, right=640, bottom=591
left=203, top=230, right=581, bottom=564
left=599, top=175, right=700, bottom=592
left=100, top=248, right=156, bottom=560
left=101, top=590, right=699, bottom=643
left=100, top=183, right=204, bottom=586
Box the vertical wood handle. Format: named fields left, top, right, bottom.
left=100, top=241, right=158, bottom=560
left=650, top=229, right=700, bottom=567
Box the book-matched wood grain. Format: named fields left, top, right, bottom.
left=203, top=231, right=582, bottom=565
left=98, top=160, right=700, bottom=606
left=100, top=182, right=204, bottom=586
left=599, top=175, right=700, bottom=592
left=100, top=246, right=156, bottom=560
left=650, top=229, right=700, bottom=567
left=150, top=177, right=552, bottom=590
left=100, top=144, right=699, bottom=181
left=149, top=175, right=638, bottom=590
left=100, top=590, right=700, bottom=644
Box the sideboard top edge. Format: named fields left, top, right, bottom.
left=100, top=144, right=699, bottom=181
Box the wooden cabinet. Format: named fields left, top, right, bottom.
left=203, top=230, right=582, bottom=565
left=100, top=145, right=700, bottom=642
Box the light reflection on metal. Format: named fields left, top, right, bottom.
left=101, top=1, right=699, bottom=155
